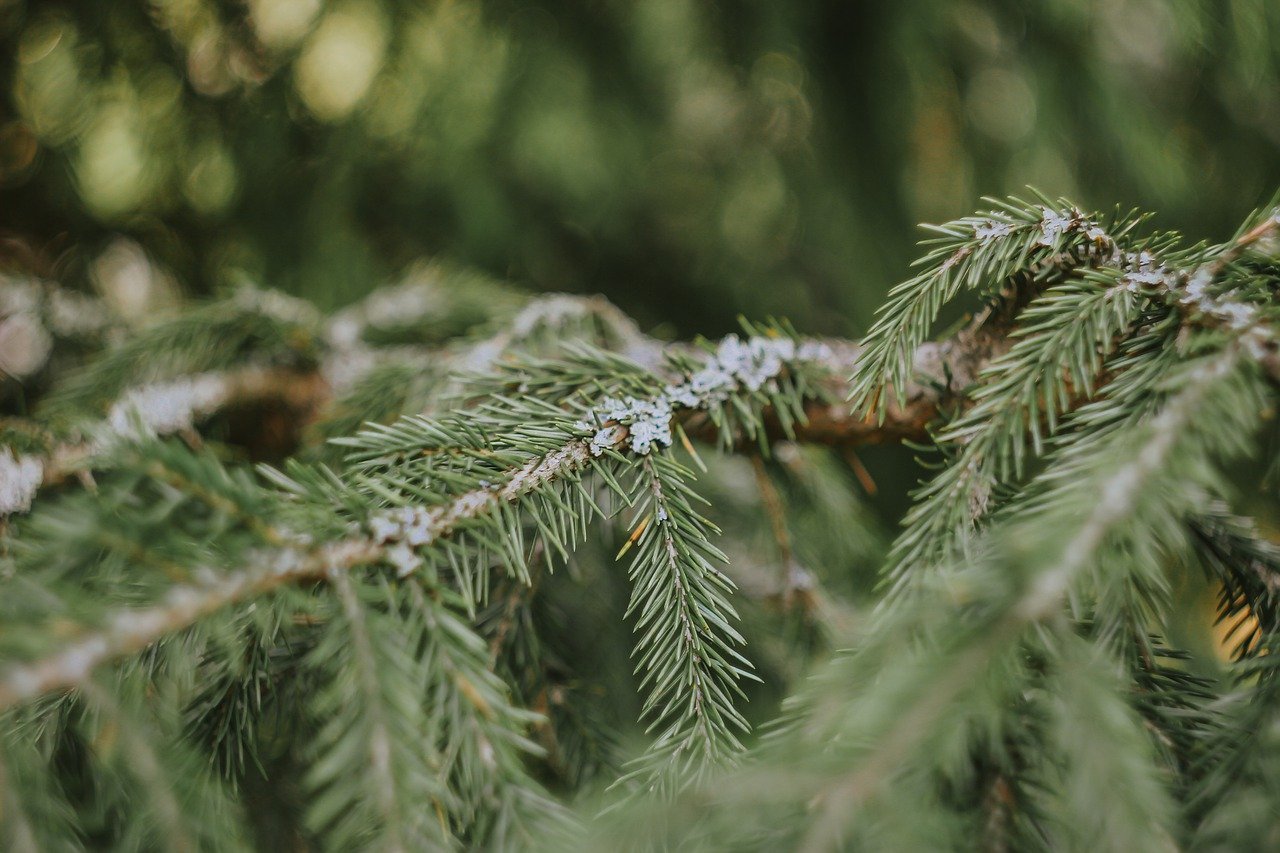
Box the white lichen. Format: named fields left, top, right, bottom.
left=1112, top=254, right=1278, bottom=364
left=0, top=277, right=41, bottom=316
left=45, top=287, right=112, bottom=336
left=234, top=286, right=321, bottom=327
left=508, top=294, right=588, bottom=339
left=1085, top=225, right=1110, bottom=243
left=1036, top=207, right=1075, bottom=247
left=362, top=333, right=825, bottom=560
left=368, top=514, right=402, bottom=544
left=0, top=311, right=53, bottom=378
left=588, top=424, right=627, bottom=457
left=0, top=448, right=43, bottom=515
left=577, top=333, right=827, bottom=456
left=107, top=373, right=230, bottom=439
left=326, top=316, right=362, bottom=349
left=385, top=543, right=421, bottom=578
left=365, top=445, right=592, bottom=558
left=320, top=345, right=381, bottom=394
left=1214, top=302, right=1258, bottom=330
left=581, top=396, right=674, bottom=456
left=973, top=220, right=1014, bottom=244
left=368, top=506, right=437, bottom=546
left=358, top=282, right=443, bottom=331
left=1242, top=326, right=1274, bottom=362
left=1119, top=251, right=1172, bottom=292
left=797, top=340, right=835, bottom=362
left=456, top=295, right=599, bottom=375
left=1175, top=266, right=1267, bottom=335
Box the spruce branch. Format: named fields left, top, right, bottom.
left=747, top=340, right=1265, bottom=852
left=1190, top=505, right=1280, bottom=658
left=881, top=269, right=1155, bottom=597
left=0, top=538, right=378, bottom=710
left=399, top=578, right=574, bottom=847
left=3, top=236, right=1269, bottom=716
left=612, top=454, right=751, bottom=796
left=35, top=366, right=328, bottom=481
left=306, top=570, right=441, bottom=851
left=858, top=195, right=1280, bottom=609
left=0, top=724, right=79, bottom=852
left=0, top=431, right=603, bottom=710
left=849, top=195, right=1145, bottom=418
left=4, top=191, right=1279, bottom=848
left=5, top=311, right=1052, bottom=520
left=76, top=679, right=249, bottom=852
left=1009, top=346, right=1246, bottom=620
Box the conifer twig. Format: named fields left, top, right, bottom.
left=0, top=539, right=377, bottom=709
left=26, top=366, right=330, bottom=490
left=0, top=442, right=598, bottom=708
left=798, top=345, right=1245, bottom=851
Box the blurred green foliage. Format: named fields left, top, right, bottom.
left=2, top=0, right=1279, bottom=336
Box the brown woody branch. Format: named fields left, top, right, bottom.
left=682, top=299, right=1019, bottom=449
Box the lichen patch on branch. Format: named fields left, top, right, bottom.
left=578, top=334, right=832, bottom=456
left=107, top=373, right=231, bottom=439
left=0, top=447, right=43, bottom=515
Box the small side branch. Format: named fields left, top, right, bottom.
left=0, top=539, right=376, bottom=710
left=0, top=441, right=596, bottom=710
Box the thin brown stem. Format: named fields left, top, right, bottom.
left=750, top=456, right=793, bottom=568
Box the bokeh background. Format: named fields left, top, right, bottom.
left=3, top=0, right=1279, bottom=339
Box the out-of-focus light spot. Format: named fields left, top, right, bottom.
left=137, top=67, right=184, bottom=116
left=720, top=153, right=793, bottom=261
left=91, top=239, right=178, bottom=322
left=187, top=26, right=235, bottom=96
left=906, top=88, right=972, bottom=220
left=949, top=2, right=1004, bottom=57
left=367, top=4, right=508, bottom=146
left=16, top=16, right=66, bottom=65
left=249, top=0, right=321, bottom=51
left=1098, top=0, right=1174, bottom=73
left=294, top=1, right=389, bottom=122
left=1009, top=144, right=1076, bottom=198
left=150, top=0, right=207, bottom=44
left=0, top=122, right=39, bottom=186
left=752, top=52, right=812, bottom=148
left=671, top=65, right=740, bottom=146
left=184, top=139, right=237, bottom=214
left=965, top=67, right=1036, bottom=144
left=13, top=16, right=86, bottom=144
left=0, top=312, right=52, bottom=378
left=75, top=103, right=151, bottom=219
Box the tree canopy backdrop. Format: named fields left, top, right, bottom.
left=2, top=1, right=1280, bottom=851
